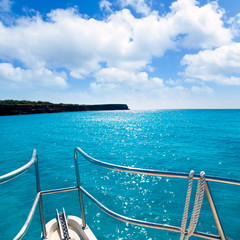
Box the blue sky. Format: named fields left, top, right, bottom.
left=0, top=0, right=239, bottom=109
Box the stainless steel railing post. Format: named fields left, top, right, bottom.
left=205, top=182, right=226, bottom=240
left=74, top=149, right=86, bottom=228
left=35, top=154, right=47, bottom=238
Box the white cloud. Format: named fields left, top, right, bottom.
left=191, top=85, right=214, bottom=94
left=93, top=67, right=164, bottom=91
left=168, top=0, right=232, bottom=48
left=89, top=67, right=217, bottom=109
left=181, top=43, right=240, bottom=85
left=99, top=0, right=112, bottom=13
left=228, top=13, right=240, bottom=37
left=0, top=0, right=231, bottom=71
left=118, top=0, right=151, bottom=16
left=0, top=0, right=236, bottom=95
left=166, top=78, right=182, bottom=85
left=69, top=70, right=85, bottom=80
left=89, top=74, right=216, bottom=109
left=0, top=63, right=68, bottom=88
left=0, top=0, right=13, bottom=12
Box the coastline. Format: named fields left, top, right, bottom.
left=0, top=100, right=129, bottom=116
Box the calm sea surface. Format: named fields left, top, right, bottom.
left=0, top=110, right=239, bottom=239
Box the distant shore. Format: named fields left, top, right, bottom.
left=0, top=100, right=129, bottom=116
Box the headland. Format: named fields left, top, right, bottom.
left=0, top=100, right=129, bottom=116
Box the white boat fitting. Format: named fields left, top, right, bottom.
left=45, top=209, right=97, bottom=240
left=0, top=147, right=240, bottom=240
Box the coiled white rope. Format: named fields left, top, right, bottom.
left=180, top=171, right=206, bottom=240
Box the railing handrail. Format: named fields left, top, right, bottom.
left=79, top=186, right=221, bottom=240
left=74, top=147, right=240, bottom=240
left=13, top=193, right=41, bottom=240
left=0, top=149, right=47, bottom=239
left=75, top=147, right=240, bottom=186
left=1, top=148, right=238, bottom=240
left=0, top=149, right=37, bottom=184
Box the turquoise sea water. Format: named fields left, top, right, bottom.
left=0, top=110, right=239, bottom=240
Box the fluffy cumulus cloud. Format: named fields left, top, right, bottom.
left=168, top=0, right=232, bottom=48
left=93, top=67, right=164, bottom=91
left=181, top=43, right=240, bottom=85
left=0, top=63, right=67, bottom=88
left=0, top=0, right=239, bottom=108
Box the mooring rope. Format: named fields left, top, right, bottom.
left=180, top=171, right=206, bottom=240
left=180, top=170, right=194, bottom=240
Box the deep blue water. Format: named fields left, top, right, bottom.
left=0, top=110, right=239, bottom=240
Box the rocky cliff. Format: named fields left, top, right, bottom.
left=0, top=100, right=129, bottom=116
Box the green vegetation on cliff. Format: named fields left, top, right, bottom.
left=0, top=100, right=129, bottom=116
left=0, top=100, right=52, bottom=105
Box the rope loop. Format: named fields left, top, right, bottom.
left=180, top=170, right=194, bottom=240
left=180, top=171, right=206, bottom=240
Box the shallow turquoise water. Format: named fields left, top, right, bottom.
left=0, top=110, right=239, bottom=239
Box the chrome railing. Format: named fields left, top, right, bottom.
left=1, top=148, right=239, bottom=239
left=0, top=150, right=46, bottom=240
left=74, top=147, right=240, bottom=240
left=0, top=150, right=36, bottom=184
left=75, top=147, right=240, bottom=186
left=13, top=193, right=41, bottom=240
